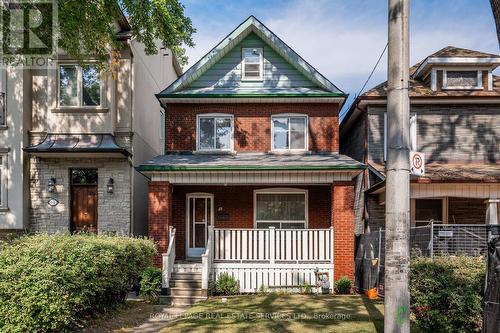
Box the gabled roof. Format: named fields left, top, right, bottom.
left=157, top=16, right=345, bottom=101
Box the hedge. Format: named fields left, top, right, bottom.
left=0, top=233, right=156, bottom=333
left=410, top=256, right=485, bottom=333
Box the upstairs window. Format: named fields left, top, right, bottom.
left=242, top=48, right=263, bottom=80
left=59, top=64, right=101, bottom=107
left=197, top=114, right=233, bottom=151
left=443, top=70, right=481, bottom=89
left=272, top=115, right=308, bottom=151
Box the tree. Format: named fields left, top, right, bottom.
left=3, top=0, right=195, bottom=67
left=491, top=0, right=500, bottom=47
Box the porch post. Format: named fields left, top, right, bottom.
left=485, top=199, right=500, bottom=225
left=331, top=182, right=355, bottom=282
left=148, top=181, right=173, bottom=267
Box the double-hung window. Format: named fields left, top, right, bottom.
left=197, top=114, right=233, bottom=151
left=255, top=189, right=308, bottom=229
left=242, top=48, right=263, bottom=80
left=272, top=115, right=307, bottom=151
left=58, top=64, right=101, bottom=107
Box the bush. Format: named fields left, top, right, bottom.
left=334, top=275, right=352, bottom=294
left=0, top=233, right=156, bottom=333
left=214, top=273, right=239, bottom=295
left=140, top=267, right=162, bottom=303
left=410, top=256, right=485, bottom=333
left=300, top=283, right=313, bottom=294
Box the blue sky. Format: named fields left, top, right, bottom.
left=182, top=0, right=499, bottom=117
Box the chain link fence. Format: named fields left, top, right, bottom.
left=356, top=223, right=499, bottom=296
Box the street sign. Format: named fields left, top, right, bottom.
left=410, top=151, right=425, bottom=176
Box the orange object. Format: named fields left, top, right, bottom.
left=365, top=288, right=378, bottom=299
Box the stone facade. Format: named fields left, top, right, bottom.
left=29, top=157, right=131, bottom=234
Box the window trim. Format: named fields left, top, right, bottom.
left=57, top=63, right=103, bottom=108
left=253, top=188, right=308, bottom=229
left=241, top=47, right=264, bottom=81
left=196, top=113, right=234, bottom=152
left=271, top=114, right=308, bottom=152
left=442, top=69, right=482, bottom=90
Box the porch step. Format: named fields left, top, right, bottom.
left=168, top=287, right=207, bottom=297
left=160, top=295, right=207, bottom=306
left=173, top=263, right=203, bottom=274
left=171, top=271, right=202, bottom=280
left=170, top=279, right=202, bottom=288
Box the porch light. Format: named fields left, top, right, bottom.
left=47, top=177, right=56, bottom=193
left=107, top=178, right=114, bottom=194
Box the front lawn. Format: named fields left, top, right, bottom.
left=161, top=294, right=385, bottom=333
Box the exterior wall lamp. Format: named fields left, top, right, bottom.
left=107, top=178, right=114, bottom=194
left=48, top=177, right=56, bottom=193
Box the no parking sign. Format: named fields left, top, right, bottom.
left=410, top=152, right=425, bottom=176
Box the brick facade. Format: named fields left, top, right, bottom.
left=148, top=181, right=173, bottom=266
left=165, top=103, right=339, bottom=153
left=332, top=182, right=355, bottom=281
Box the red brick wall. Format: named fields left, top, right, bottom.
left=171, top=185, right=332, bottom=259
left=165, top=103, right=339, bottom=153
left=331, top=182, right=355, bottom=282
left=148, top=181, right=172, bottom=267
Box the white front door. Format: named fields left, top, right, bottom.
left=186, top=194, right=213, bottom=257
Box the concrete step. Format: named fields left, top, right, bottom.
left=169, top=287, right=207, bottom=297
left=173, top=263, right=203, bottom=273
left=160, top=295, right=207, bottom=306
left=171, top=271, right=202, bottom=281
left=170, top=279, right=202, bottom=288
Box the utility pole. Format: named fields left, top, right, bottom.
left=385, top=0, right=410, bottom=332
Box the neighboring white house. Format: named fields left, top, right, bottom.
left=0, top=13, right=181, bottom=236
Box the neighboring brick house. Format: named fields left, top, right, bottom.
left=9, top=12, right=181, bottom=235
left=139, top=16, right=364, bottom=301
left=341, top=46, right=500, bottom=290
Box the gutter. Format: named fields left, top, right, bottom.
left=138, top=164, right=366, bottom=172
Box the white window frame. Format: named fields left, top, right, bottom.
left=196, top=113, right=234, bottom=152
left=271, top=114, right=308, bottom=152
left=57, top=64, right=103, bottom=108
left=241, top=47, right=264, bottom=81
left=0, top=152, right=8, bottom=209
left=383, top=112, right=417, bottom=161
left=442, top=69, right=482, bottom=90
left=253, top=188, right=308, bottom=229
left=159, top=109, right=165, bottom=154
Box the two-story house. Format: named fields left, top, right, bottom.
left=0, top=11, right=180, bottom=236
left=341, top=46, right=500, bottom=290
left=139, top=16, right=365, bottom=304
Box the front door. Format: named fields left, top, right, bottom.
left=70, top=169, right=98, bottom=233
left=187, top=194, right=213, bottom=257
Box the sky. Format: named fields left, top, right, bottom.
left=181, top=0, right=499, bottom=118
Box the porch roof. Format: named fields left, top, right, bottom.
left=138, top=152, right=365, bottom=172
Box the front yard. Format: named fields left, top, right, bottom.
left=161, top=294, right=385, bottom=333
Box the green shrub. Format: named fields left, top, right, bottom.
left=214, top=273, right=239, bottom=295
left=300, top=283, right=313, bottom=294
left=258, top=284, right=269, bottom=295
left=334, top=275, right=352, bottom=294
left=0, top=233, right=156, bottom=333
left=410, top=256, right=485, bottom=333
left=140, top=267, right=162, bottom=303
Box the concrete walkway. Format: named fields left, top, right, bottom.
left=128, top=304, right=187, bottom=333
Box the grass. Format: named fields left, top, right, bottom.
left=161, top=294, right=386, bottom=333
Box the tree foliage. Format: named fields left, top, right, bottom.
left=3, top=0, right=195, bottom=66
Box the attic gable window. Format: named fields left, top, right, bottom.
left=442, top=70, right=482, bottom=89
left=242, top=48, right=263, bottom=81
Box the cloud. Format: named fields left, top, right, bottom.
left=184, top=0, right=499, bottom=105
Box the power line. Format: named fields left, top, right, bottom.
left=356, top=42, right=388, bottom=98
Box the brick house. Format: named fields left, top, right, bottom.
left=340, top=46, right=500, bottom=291
left=139, top=16, right=364, bottom=303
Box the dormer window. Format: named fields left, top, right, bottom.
left=442, top=70, right=482, bottom=90
left=242, top=48, right=263, bottom=81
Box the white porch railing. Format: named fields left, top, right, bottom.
left=211, top=227, right=335, bottom=293
left=201, top=226, right=214, bottom=290
left=213, top=227, right=334, bottom=263
left=161, top=226, right=176, bottom=288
